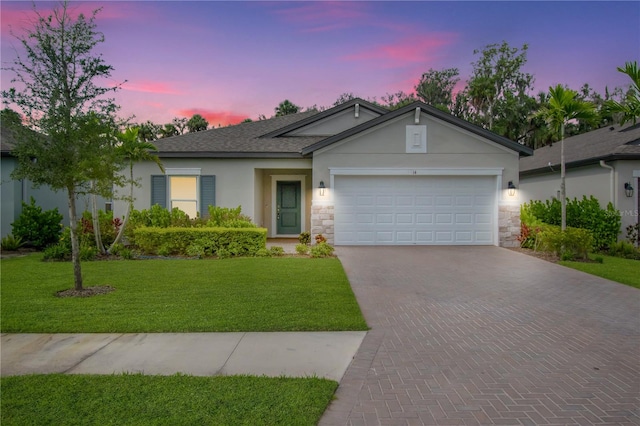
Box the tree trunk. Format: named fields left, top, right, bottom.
left=91, top=185, right=105, bottom=254
left=108, top=161, right=133, bottom=252
left=560, top=123, right=566, bottom=231
left=68, top=187, right=83, bottom=291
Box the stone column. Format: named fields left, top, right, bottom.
left=499, top=204, right=521, bottom=247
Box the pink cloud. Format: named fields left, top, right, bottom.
left=343, top=33, right=458, bottom=69
left=272, top=2, right=370, bottom=32
left=122, top=81, right=182, bottom=95
left=177, top=109, right=250, bottom=127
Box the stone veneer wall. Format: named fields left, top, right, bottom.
left=311, top=203, right=521, bottom=247
left=311, top=204, right=335, bottom=245
left=499, top=204, right=521, bottom=247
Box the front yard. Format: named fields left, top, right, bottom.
left=1, top=254, right=366, bottom=425
left=1, top=254, right=368, bottom=333
left=560, top=254, right=640, bottom=289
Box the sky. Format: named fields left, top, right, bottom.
left=1, top=1, right=639, bottom=127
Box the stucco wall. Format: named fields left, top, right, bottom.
left=520, top=160, right=640, bottom=239
left=118, top=158, right=312, bottom=234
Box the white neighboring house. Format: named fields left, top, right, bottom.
left=519, top=123, right=640, bottom=239
left=114, top=99, right=533, bottom=247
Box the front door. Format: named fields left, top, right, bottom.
left=276, top=181, right=301, bottom=235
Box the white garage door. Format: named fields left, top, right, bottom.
left=334, top=175, right=496, bottom=245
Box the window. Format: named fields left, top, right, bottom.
left=151, top=174, right=216, bottom=218
left=170, top=176, right=197, bottom=218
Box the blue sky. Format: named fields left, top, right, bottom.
left=2, top=1, right=638, bottom=126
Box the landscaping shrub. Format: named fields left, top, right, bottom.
left=521, top=196, right=620, bottom=251
left=133, top=227, right=267, bottom=257
left=626, top=223, right=640, bottom=246
left=607, top=241, right=640, bottom=260
left=207, top=205, right=255, bottom=228
left=1, top=234, right=24, bottom=251
left=310, top=242, right=335, bottom=258
left=315, top=234, right=327, bottom=244
left=537, top=225, right=593, bottom=260
left=81, top=210, right=122, bottom=247
left=269, top=246, right=285, bottom=257
left=298, top=232, right=311, bottom=245
left=11, top=197, right=63, bottom=249
left=254, top=248, right=271, bottom=257
left=42, top=242, right=71, bottom=261
left=295, top=243, right=310, bottom=255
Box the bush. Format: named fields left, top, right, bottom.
left=255, top=248, right=271, bottom=257
left=298, top=232, right=311, bottom=245
left=11, top=197, right=63, bottom=249
left=315, top=234, right=327, bottom=244
left=1, top=234, right=25, bottom=251
left=626, top=223, right=640, bottom=246
left=522, top=196, right=620, bottom=251
left=207, top=205, right=256, bottom=228
left=295, top=243, right=310, bottom=255
left=607, top=241, right=640, bottom=260
left=79, top=245, right=98, bottom=261
left=81, top=210, right=122, bottom=247
left=269, top=246, right=285, bottom=257
left=133, top=227, right=267, bottom=257
left=537, top=226, right=593, bottom=260
left=42, top=242, right=71, bottom=261
left=310, top=242, right=335, bottom=258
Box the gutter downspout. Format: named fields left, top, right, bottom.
left=599, top=160, right=615, bottom=206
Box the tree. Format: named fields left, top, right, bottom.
left=137, top=120, right=160, bottom=141
left=464, top=42, right=535, bottom=142
left=534, top=85, right=598, bottom=231
left=605, top=61, right=640, bottom=126
left=187, top=114, right=208, bottom=132
left=109, top=127, right=164, bottom=251
left=415, top=68, right=460, bottom=112
left=274, top=100, right=300, bottom=116
left=1, top=1, right=121, bottom=291
left=172, top=117, right=188, bottom=134
left=333, top=92, right=356, bottom=106
left=159, top=123, right=179, bottom=138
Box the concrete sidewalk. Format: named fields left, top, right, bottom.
left=1, top=331, right=366, bottom=381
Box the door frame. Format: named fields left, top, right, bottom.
left=271, top=175, right=306, bottom=237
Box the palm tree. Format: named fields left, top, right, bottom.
left=605, top=61, right=640, bottom=125
left=534, top=85, right=598, bottom=230
left=109, top=127, right=164, bottom=251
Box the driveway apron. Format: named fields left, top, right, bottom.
left=321, top=246, right=640, bottom=426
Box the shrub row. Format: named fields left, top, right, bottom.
left=133, top=227, right=267, bottom=257
left=522, top=196, right=620, bottom=251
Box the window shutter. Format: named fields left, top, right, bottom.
left=151, top=175, right=167, bottom=208
left=200, top=175, right=216, bottom=217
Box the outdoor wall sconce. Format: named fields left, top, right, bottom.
left=508, top=181, right=517, bottom=197
left=624, top=182, right=634, bottom=198
left=319, top=180, right=326, bottom=196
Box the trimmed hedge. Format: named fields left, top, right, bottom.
left=134, top=227, right=267, bottom=257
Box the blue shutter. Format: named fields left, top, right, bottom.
left=200, top=175, right=216, bottom=217
left=151, top=175, right=167, bottom=208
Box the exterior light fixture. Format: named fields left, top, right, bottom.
left=319, top=180, right=326, bottom=196
left=624, top=182, right=634, bottom=198
left=508, top=181, right=516, bottom=197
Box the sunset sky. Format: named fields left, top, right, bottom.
left=1, top=1, right=638, bottom=127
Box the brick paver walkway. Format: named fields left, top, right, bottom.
left=321, top=246, right=640, bottom=426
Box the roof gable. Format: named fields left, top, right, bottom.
left=301, top=101, right=533, bottom=157
left=259, top=99, right=387, bottom=138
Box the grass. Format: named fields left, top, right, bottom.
left=1, top=254, right=368, bottom=333
left=560, top=254, right=640, bottom=289
left=0, top=374, right=337, bottom=425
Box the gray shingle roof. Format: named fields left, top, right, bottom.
left=152, top=111, right=324, bottom=158
left=520, top=123, right=640, bottom=176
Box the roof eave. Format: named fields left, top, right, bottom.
left=520, top=153, right=640, bottom=177
left=155, top=151, right=305, bottom=159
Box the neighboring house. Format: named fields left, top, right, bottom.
left=519, top=123, right=640, bottom=238
left=117, top=99, right=532, bottom=247
left=0, top=125, right=107, bottom=239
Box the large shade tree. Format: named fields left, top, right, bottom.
left=1, top=1, right=122, bottom=290
left=534, top=85, right=598, bottom=230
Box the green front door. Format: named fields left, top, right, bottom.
left=276, top=181, right=301, bottom=235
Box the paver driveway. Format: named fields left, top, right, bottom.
left=320, top=246, right=640, bottom=426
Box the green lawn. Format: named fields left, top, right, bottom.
left=560, top=254, right=640, bottom=289
left=1, top=374, right=337, bottom=425
left=1, top=254, right=368, bottom=333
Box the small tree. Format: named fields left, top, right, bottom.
left=109, top=127, right=164, bottom=251
left=2, top=1, right=122, bottom=290
left=605, top=61, right=640, bottom=126
left=274, top=100, right=301, bottom=116
left=187, top=114, right=209, bottom=132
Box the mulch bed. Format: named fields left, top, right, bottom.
left=507, top=247, right=560, bottom=263
left=56, top=286, right=115, bottom=298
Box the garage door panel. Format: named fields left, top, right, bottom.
left=334, top=175, right=496, bottom=245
